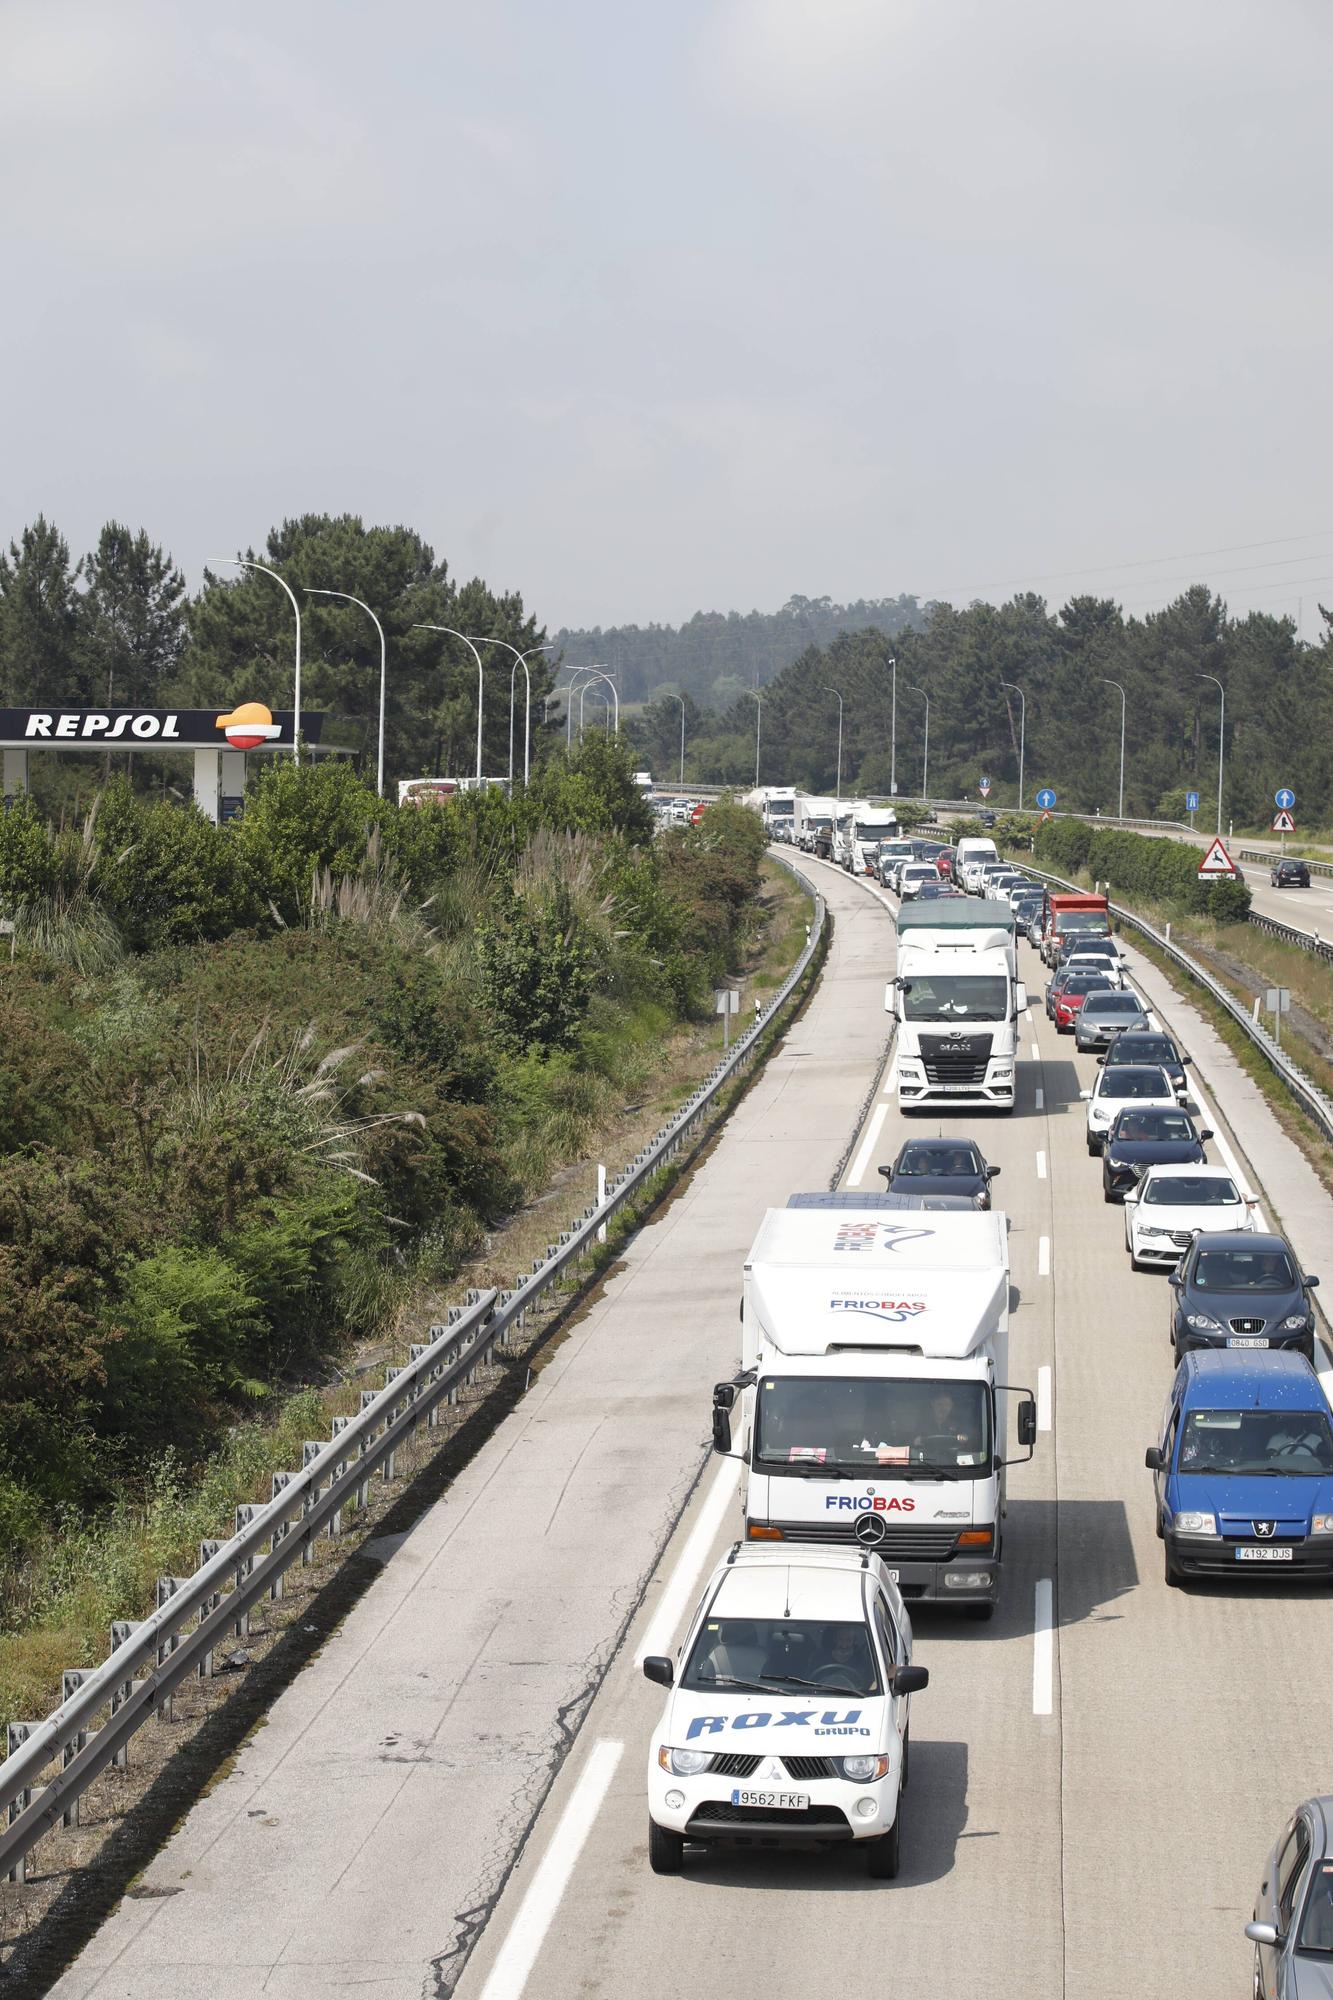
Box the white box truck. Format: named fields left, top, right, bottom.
left=793, top=793, right=838, bottom=853
left=888, top=899, right=1026, bottom=1113
left=712, top=1202, right=1035, bottom=1620
left=845, top=804, right=900, bottom=876
left=956, top=836, right=1000, bottom=893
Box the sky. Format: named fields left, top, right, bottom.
left=3, top=0, right=1331, bottom=635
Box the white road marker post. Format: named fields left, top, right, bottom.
left=597, top=1163, right=607, bottom=1245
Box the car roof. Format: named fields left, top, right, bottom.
left=1180, top=1348, right=1323, bottom=1407
left=708, top=1549, right=872, bottom=1621
left=1140, top=1162, right=1236, bottom=1182
left=1081, top=992, right=1144, bottom=1007
left=900, top=1137, right=980, bottom=1156
left=1190, top=1229, right=1290, bottom=1253
left=1099, top=1065, right=1173, bottom=1087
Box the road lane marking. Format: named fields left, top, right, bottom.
left=478, top=1738, right=624, bottom=2000
left=1036, top=1151, right=1047, bottom=1180
left=1038, top=1236, right=1050, bottom=1276
left=1033, top=1579, right=1054, bottom=1716
left=1037, top=1366, right=1052, bottom=1430
left=637, top=1456, right=741, bottom=1664
left=848, top=1101, right=889, bottom=1187
left=1035, top=1086, right=1044, bottom=1111
left=882, top=1049, right=899, bottom=1098
left=1025, top=1008, right=1033, bottom=1024
left=1030, top=1042, right=1040, bottom=1062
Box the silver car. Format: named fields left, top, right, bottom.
left=1246, top=1796, right=1333, bottom=1997
left=1073, top=990, right=1151, bottom=1052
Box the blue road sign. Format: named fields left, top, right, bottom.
left=1185, top=791, right=1200, bottom=813
left=1275, top=788, right=1296, bottom=810
left=1035, top=788, right=1057, bottom=811
left=978, top=775, right=992, bottom=798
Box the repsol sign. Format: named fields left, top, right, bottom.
left=0, top=709, right=315, bottom=751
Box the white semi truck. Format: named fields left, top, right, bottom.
left=793, top=793, right=839, bottom=853
left=888, top=899, right=1026, bottom=1113
left=843, top=804, right=900, bottom=875
left=712, top=1202, right=1035, bottom=1620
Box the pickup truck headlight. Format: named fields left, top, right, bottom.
left=1171, top=1511, right=1217, bottom=1535
left=658, top=1746, right=713, bottom=1777
left=838, top=1754, right=891, bottom=1782
left=1312, top=1515, right=1333, bottom=1535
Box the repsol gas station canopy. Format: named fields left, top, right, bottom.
left=0, top=704, right=337, bottom=822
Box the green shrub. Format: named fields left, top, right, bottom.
left=0, top=797, right=56, bottom=910
left=99, top=1246, right=267, bottom=1439
left=1034, top=818, right=1251, bottom=920
left=93, top=778, right=259, bottom=946
left=232, top=759, right=388, bottom=923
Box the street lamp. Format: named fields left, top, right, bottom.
left=823, top=685, right=844, bottom=800
left=1100, top=677, right=1127, bottom=821
left=888, top=653, right=897, bottom=798
left=1197, top=672, right=1225, bottom=836
left=208, top=557, right=302, bottom=758
left=411, top=624, right=487, bottom=782
left=906, top=683, right=929, bottom=801
left=666, top=692, right=686, bottom=787
left=745, top=689, right=762, bottom=789
left=1001, top=681, right=1026, bottom=810
left=469, top=638, right=553, bottom=786
left=306, top=589, right=386, bottom=797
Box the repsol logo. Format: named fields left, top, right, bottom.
left=25, top=713, right=181, bottom=740
left=685, top=1708, right=867, bottom=1742
left=824, top=1495, right=916, bottom=1512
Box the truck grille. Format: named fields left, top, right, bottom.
left=708, top=1752, right=761, bottom=1778
left=919, top=1031, right=993, bottom=1087
left=688, top=1802, right=848, bottom=1830
left=768, top=1520, right=962, bottom=1561
left=782, top=1756, right=838, bottom=1781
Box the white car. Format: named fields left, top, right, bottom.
left=897, top=862, right=939, bottom=900
left=644, top=1545, right=926, bottom=1880
left=1081, top=1063, right=1179, bottom=1156
left=1064, top=943, right=1130, bottom=990
left=1124, top=1163, right=1257, bottom=1270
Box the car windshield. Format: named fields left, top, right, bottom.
left=1108, top=1037, right=1176, bottom=1065
left=901, top=975, right=1010, bottom=1020
left=1065, top=973, right=1114, bottom=992
left=1143, top=1175, right=1239, bottom=1206
left=1177, top=1408, right=1333, bottom=1475
left=1082, top=995, right=1144, bottom=1015
left=754, top=1376, right=992, bottom=1476
left=895, top=1144, right=981, bottom=1178
left=1100, top=1069, right=1171, bottom=1100
left=1299, top=1860, right=1333, bottom=1955
left=1191, top=1247, right=1297, bottom=1291
left=1112, top=1111, right=1195, bottom=1143
left=682, top=1615, right=881, bottom=1696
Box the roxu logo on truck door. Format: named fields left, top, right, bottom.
left=685, top=1709, right=870, bottom=1741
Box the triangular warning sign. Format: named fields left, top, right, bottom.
left=1272, top=809, right=1295, bottom=833
left=1197, top=836, right=1237, bottom=876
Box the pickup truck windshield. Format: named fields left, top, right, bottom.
left=755, top=1376, right=992, bottom=1476
left=901, top=975, right=1009, bottom=1021
left=1177, top=1408, right=1333, bottom=1475
left=682, top=1617, right=881, bottom=1696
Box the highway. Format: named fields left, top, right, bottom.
left=43, top=854, right=1333, bottom=1999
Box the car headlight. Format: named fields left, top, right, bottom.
left=658, top=1746, right=713, bottom=1777
left=1312, top=1515, right=1333, bottom=1536
left=1282, top=1316, right=1312, bottom=1331
left=1186, top=1314, right=1222, bottom=1331
left=838, top=1754, right=891, bottom=1783
left=1171, top=1511, right=1217, bottom=1535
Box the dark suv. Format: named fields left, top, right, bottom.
left=1169, top=1230, right=1320, bottom=1364
left=1101, top=1030, right=1192, bottom=1099
left=1270, top=858, right=1310, bottom=887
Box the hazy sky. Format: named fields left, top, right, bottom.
left=4, top=0, right=1331, bottom=633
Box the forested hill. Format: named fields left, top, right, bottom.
left=554, top=593, right=926, bottom=707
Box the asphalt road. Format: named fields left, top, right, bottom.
left=453, top=857, right=1333, bottom=2000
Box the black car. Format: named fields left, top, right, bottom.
left=1100, top=1030, right=1193, bottom=1098
left=1169, top=1230, right=1320, bottom=1363
left=979, top=810, right=996, bottom=828
left=1270, top=858, right=1310, bottom=887
left=879, top=1138, right=1000, bottom=1209
left=1101, top=1105, right=1211, bottom=1203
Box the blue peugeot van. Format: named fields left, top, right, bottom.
left=1145, top=1350, right=1333, bottom=1587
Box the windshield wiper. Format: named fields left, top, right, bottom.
left=698, top=1675, right=789, bottom=1694
left=758, top=1460, right=858, bottom=1479
left=766, top=1675, right=872, bottom=1697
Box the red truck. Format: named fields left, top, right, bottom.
left=1040, top=891, right=1111, bottom=968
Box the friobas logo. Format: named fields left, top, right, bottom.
left=216, top=702, right=281, bottom=750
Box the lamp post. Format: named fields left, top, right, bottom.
left=823, top=686, right=844, bottom=800
left=305, top=589, right=386, bottom=796
left=469, top=638, right=553, bottom=786
left=1001, top=681, right=1026, bottom=810
left=666, top=692, right=686, bottom=787
left=1100, top=677, right=1127, bottom=821
left=888, top=653, right=897, bottom=798
left=1197, top=672, right=1225, bottom=835
left=906, top=683, right=929, bottom=801
left=411, top=624, right=487, bottom=782
left=208, top=557, right=302, bottom=758
left=745, top=689, right=762, bottom=788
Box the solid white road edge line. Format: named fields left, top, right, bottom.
left=882, top=1049, right=900, bottom=1099
left=848, top=1100, right=889, bottom=1187
left=1038, top=1236, right=1051, bottom=1276
left=1033, top=1579, right=1054, bottom=1717
left=1036, top=1151, right=1047, bottom=1180
left=636, top=1456, right=741, bottom=1665
left=477, top=1738, right=625, bottom=2000
left=1035, top=1086, right=1044, bottom=1111
left=1037, top=1366, right=1052, bottom=1431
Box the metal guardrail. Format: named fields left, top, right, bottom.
left=0, top=857, right=827, bottom=1886
left=1017, top=860, right=1333, bottom=1145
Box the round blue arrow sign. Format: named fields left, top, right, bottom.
left=1275, top=788, right=1295, bottom=810
left=1035, top=788, right=1057, bottom=810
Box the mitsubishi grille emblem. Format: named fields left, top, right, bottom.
left=1253, top=1520, right=1275, bottom=1539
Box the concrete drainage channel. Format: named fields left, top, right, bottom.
left=0, top=856, right=828, bottom=1930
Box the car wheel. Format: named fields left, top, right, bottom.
left=866, top=1812, right=901, bottom=1879
left=1164, top=1543, right=1182, bottom=1589
left=1086, top=1136, right=1099, bottom=1156
left=1103, top=1182, right=1115, bottom=1203
left=1300, top=1337, right=1316, bottom=1364
left=1130, top=1251, right=1148, bottom=1273
left=648, top=1818, right=684, bottom=1875
left=1252, top=1946, right=1263, bottom=2000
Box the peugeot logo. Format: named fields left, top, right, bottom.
left=1252, top=1520, right=1276, bottom=1539
left=855, top=1513, right=887, bottom=1547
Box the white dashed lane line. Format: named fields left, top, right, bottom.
left=1036, top=1151, right=1047, bottom=1180
left=1038, top=1235, right=1051, bottom=1276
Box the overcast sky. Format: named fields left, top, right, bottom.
left=4, top=0, right=1331, bottom=634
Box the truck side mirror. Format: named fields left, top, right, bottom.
left=713, top=1382, right=737, bottom=1411
left=891, top=1664, right=929, bottom=1695
left=643, top=1655, right=675, bottom=1688
left=712, top=1406, right=733, bottom=1455
left=1144, top=1445, right=1164, bottom=1470
left=1017, top=1398, right=1037, bottom=1447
